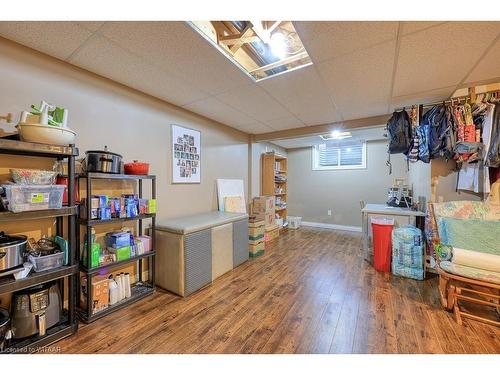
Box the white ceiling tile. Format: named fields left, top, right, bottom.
left=75, top=21, right=105, bottom=32
left=259, top=65, right=342, bottom=126
left=389, top=86, right=456, bottom=112
left=0, top=21, right=92, bottom=60
left=183, top=97, right=258, bottom=128
left=317, top=41, right=396, bottom=120
left=68, top=34, right=209, bottom=106
left=294, top=21, right=398, bottom=63
left=216, top=84, right=292, bottom=122
left=401, top=21, right=448, bottom=35
left=465, top=38, right=500, bottom=84
left=394, top=22, right=500, bottom=97
left=98, top=21, right=252, bottom=96
left=232, top=122, right=274, bottom=134
left=262, top=116, right=304, bottom=130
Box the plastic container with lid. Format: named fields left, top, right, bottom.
left=28, top=252, right=64, bottom=272
left=2, top=184, right=65, bottom=213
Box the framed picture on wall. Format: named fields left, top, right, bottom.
left=171, top=124, right=201, bottom=184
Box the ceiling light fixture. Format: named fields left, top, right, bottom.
left=269, top=32, right=287, bottom=59
left=319, top=131, right=352, bottom=141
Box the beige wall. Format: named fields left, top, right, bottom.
left=286, top=140, right=407, bottom=227
left=250, top=141, right=286, bottom=199
left=0, top=39, right=249, bottom=223
left=408, top=160, right=431, bottom=211
left=431, top=158, right=482, bottom=202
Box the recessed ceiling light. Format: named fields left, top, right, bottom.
left=319, top=131, right=352, bottom=141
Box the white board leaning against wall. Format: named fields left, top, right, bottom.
left=171, top=124, right=201, bottom=184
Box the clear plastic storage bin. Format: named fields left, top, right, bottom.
left=287, top=216, right=302, bottom=229
left=28, top=252, right=64, bottom=272
left=2, top=184, right=65, bottom=212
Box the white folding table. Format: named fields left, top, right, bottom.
left=361, top=204, right=426, bottom=263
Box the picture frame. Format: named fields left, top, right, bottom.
left=171, top=124, right=201, bottom=183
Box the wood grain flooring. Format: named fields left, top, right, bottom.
left=58, top=227, right=500, bottom=354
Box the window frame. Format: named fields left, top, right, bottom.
left=312, top=142, right=367, bottom=171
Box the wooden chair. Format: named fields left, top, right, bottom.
left=429, top=203, right=500, bottom=327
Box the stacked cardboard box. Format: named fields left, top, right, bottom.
left=252, top=196, right=279, bottom=244
left=264, top=224, right=280, bottom=242
left=248, top=218, right=265, bottom=257
left=252, top=196, right=275, bottom=229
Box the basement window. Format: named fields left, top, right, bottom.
left=188, top=21, right=312, bottom=82
left=312, top=142, right=367, bottom=171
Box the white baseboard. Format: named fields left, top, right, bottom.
left=301, top=221, right=362, bottom=232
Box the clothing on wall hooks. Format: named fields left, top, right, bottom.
left=385, top=90, right=500, bottom=196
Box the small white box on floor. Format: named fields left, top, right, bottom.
left=287, top=216, right=302, bottom=229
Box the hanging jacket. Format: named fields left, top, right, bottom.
left=441, top=105, right=456, bottom=160
left=428, top=104, right=448, bottom=159
left=407, top=105, right=420, bottom=162
left=416, top=123, right=430, bottom=163
left=416, top=107, right=434, bottom=163
left=387, top=110, right=412, bottom=155
left=486, top=103, right=500, bottom=167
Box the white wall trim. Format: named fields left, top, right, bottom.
left=301, top=221, right=362, bottom=232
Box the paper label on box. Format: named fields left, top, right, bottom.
left=31, top=192, right=49, bottom=203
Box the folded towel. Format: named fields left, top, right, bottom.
left=452, top=247, right=500, bottom=273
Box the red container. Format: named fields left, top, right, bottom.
left=371, top=218, right=394, bottom=272
left=124, top=160, right=149, bottom=175
left=56, top=176, right=79, bottom=205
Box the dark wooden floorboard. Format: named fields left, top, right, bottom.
left=57, top=227, right=500, bottom=354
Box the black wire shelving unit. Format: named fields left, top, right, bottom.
left=0, top=139, right=79, bottom=353
left=77, top=173, right=156, bottom=323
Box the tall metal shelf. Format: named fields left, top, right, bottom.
left=77, top=173, right=156, bottom=323
left=0, top=139, right=79, bottom=353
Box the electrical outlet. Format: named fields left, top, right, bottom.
left=327, top=210, right=332, bottom=216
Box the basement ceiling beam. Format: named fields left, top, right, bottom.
left=219, top=34, right=260, bottom=45
left=253, top=114, right=392, bottom=142
left=229, top=24, right=254, bottom=53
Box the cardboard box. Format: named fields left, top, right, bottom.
left=249, top=241, right=265, bottom=257
left=92, top=278, right=109, bottom=313
left=248, top=218, right=265, bottom=228
left=80, top=274, right=109, bottom=312
left=264, top=226, right=280, bottom=242
left=110, top=245, right=131, bottom=261
left=248, top=218, right=265, bottom=240
left=248, top=234, right=264, bottom=244
left=252, top=196, right=275, bottom=214
left=253, top=212, right=275, bottom=228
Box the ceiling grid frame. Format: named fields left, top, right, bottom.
left=1, top=21, right=500, bottom=136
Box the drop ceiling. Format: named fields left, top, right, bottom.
left=1, top=21, right=500, bottom=136
left=271, top=126, right=386, bottom=149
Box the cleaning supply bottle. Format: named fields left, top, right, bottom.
left=124, top=273, right=131, bottom=298
left=108, top=275, right=118, bottom=305
left=115, top=274, right=123, bottom=301
left=120, top=272, right=126, bottom=298
left=39, top=101, right=55, bottom=125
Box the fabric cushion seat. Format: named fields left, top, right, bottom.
left=438, top=217, right=500, bottom=255
left=440, top=261, right=500, bottom=285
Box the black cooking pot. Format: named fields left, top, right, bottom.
left=0, top=307, right=10, bottom=351
left=85, top=146, right=123, bottom=174
left=0, top=232, right=27, bottom=273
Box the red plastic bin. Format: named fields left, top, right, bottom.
left=371, top=217, right=394, bottom=272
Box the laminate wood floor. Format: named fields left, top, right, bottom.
left=58, top=227, right=500, bottom=354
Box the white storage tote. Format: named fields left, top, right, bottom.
left=287, top=216, right=302, bottom=229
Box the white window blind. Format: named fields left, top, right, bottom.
left=313, top=142, right=366, bottom=170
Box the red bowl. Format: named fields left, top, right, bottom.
left=124, top=161, right=149, bottom=175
